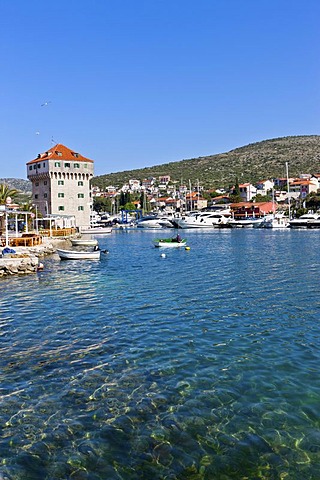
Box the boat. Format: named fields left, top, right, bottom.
left=56, top=248, right=101, bottom=260
left=153, top=237, right=187, bottom=248
left=70, top=238, right=98, bottom=246
left=289, top=213, right=320, bottom=229
left=136, top=216, right=174, bottom=229
left=228, top=217, right=265, bottom=228
left=79, top=226, right=112, bottom=234
left=259, top=213, right=290, bottom=229
left=175, top=209, right=232, bottom=229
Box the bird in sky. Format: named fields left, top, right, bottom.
left=41, top=101, right=51, bottom=107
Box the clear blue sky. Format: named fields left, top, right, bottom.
left=1, top=0, right=319, bottom=179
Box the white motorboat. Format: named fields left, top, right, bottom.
left=79, top=226, right=112, bottom=234
left=56, top=248, right=101, bottom=260
left=175, top=209, right=232, bottom=229
left=289, top=213, right=320, bottom=229
left=259, top=214, right=289, bottom=229
left=228, top=217, right=264, bottom=228
left=70, top=238, right=98, bottom=246
left=136, top=216, right=174, bottom=229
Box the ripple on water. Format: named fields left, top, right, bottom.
left=1, top=230, right=320, bottom=478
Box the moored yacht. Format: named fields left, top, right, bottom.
left=289, top=213, right=320, bottom=228
left=175, top=208, right=232, bottom=229
left=228, top=217, right=264, bottom=228
left=136, top=215, right=174, bottom=228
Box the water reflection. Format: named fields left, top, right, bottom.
left=0, top=229, right=320, bottom=478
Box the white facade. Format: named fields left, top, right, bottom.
left=27, top=144, right=94, bottom=228
left=239, top=183, right=257, bottom=202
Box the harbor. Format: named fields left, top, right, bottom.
left=0, top=228, right=319, bottom=479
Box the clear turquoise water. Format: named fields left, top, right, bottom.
left=1, top=229, right=320, bottom=479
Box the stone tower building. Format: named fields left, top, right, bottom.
left=27, top=144, right=94, bottom=228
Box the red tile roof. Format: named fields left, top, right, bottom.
left=27, top=144, right=93, bottom=165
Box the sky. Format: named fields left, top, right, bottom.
left=1, top=0, right=319, bottom=179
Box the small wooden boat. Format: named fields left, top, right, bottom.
left=153, top=238, right=187, bottom=248
left=79, top=226, right=112, bottom=234
left=70, top=238, right=98, bottom=246
left=56, top=248, right=101, bottom=260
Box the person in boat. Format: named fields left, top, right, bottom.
left=93, top=244, right=109, bottom=254
left=174, top=233, right=182, bottom=243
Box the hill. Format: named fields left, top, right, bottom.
left=0, top=178, right=32, bottom=194
left=92, top=135, right=320, bottom=190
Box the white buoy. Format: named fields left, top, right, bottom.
left=160, top=253, right=166, bottom=258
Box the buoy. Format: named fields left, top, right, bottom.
left=160, top=253, right=166, bottom=258
left=185, top=246, right=190, bottom=251
left=37, top=262, right=44, bottom=270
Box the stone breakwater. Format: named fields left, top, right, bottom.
left=0, top=241, right=56, bottom=278
left=0, top=254, right=40, bottom=277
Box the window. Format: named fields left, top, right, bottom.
left=35, top=194, right=38, bottom=199
left=78, top=206, right=84, bottom=211
left=58, top=180, right=64, bottom=185
left=78, top=181, right=83, bottom=186
left=43, top=163, right=45, bottom=167
left=58, top=206, right=65, bottom=211
left=55, top=162, right=61, bottom=167
left=29, top=166, right=32, bottom=171
left=74, top=163, right=80, bottom=168
left=37, top=163, right=41, bottom=168
left=33, top=165, right=37, bottom=169
left=64, top=162, right=70, bottom=167
left=44, top=193, right=47, bottom=198
left=84, top=164, right=87, bottom=168
left=58, top=193, right=64, bottom=198
left=78, top=193, right=84, bottom=198
left=35, top=182, right=39, bottom=187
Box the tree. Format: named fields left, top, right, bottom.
left=306, top=192, right=320, bottom=210
left=0, top=184, right=18, bottom=204
left=229, top=177, right=242, bottom=203
left=93, top=197, right=112, bottom=213
left=253, top=193, right=272, bottom=202
left=123, top=202, right=136, bottom=211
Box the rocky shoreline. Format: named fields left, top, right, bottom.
left=0, top=238, right=68, bottom=277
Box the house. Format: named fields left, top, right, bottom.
left=128, top=179, right=141, bottom=191
left=159, top=175, right=170, bottom=184
left=290, top=178, right=319, bottom=199
left=231, top=201, right=276, bottom=218
left=27, top=144, right=94, bottom=228
left=232, top=183, right=257, bottom=202
left=256, top=179, right=274, bottom=195
left=186, top=193, right=207, bottom=210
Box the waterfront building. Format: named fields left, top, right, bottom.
left=27, top=144, right=94, bottom=229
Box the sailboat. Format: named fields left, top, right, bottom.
left=260, top=164, right=290, bottom=229
left=259, top=189, right=289, bottom=229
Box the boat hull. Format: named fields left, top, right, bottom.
left=79, top=227, right=112, bottom=234
left=70, top=239, right=98, bottom=246
left=153, top=239, right=187, bottom=248
left=56, top=249, right=100, bottom=260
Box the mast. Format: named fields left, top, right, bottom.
left=285, top=162, right=291, bottom=219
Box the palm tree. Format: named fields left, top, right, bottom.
left=0, top=184, right=19, bottom=236
left=0, top=184, right=19, bottom=204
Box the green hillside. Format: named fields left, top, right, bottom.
left=92, top=135, right=320, bottom=190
